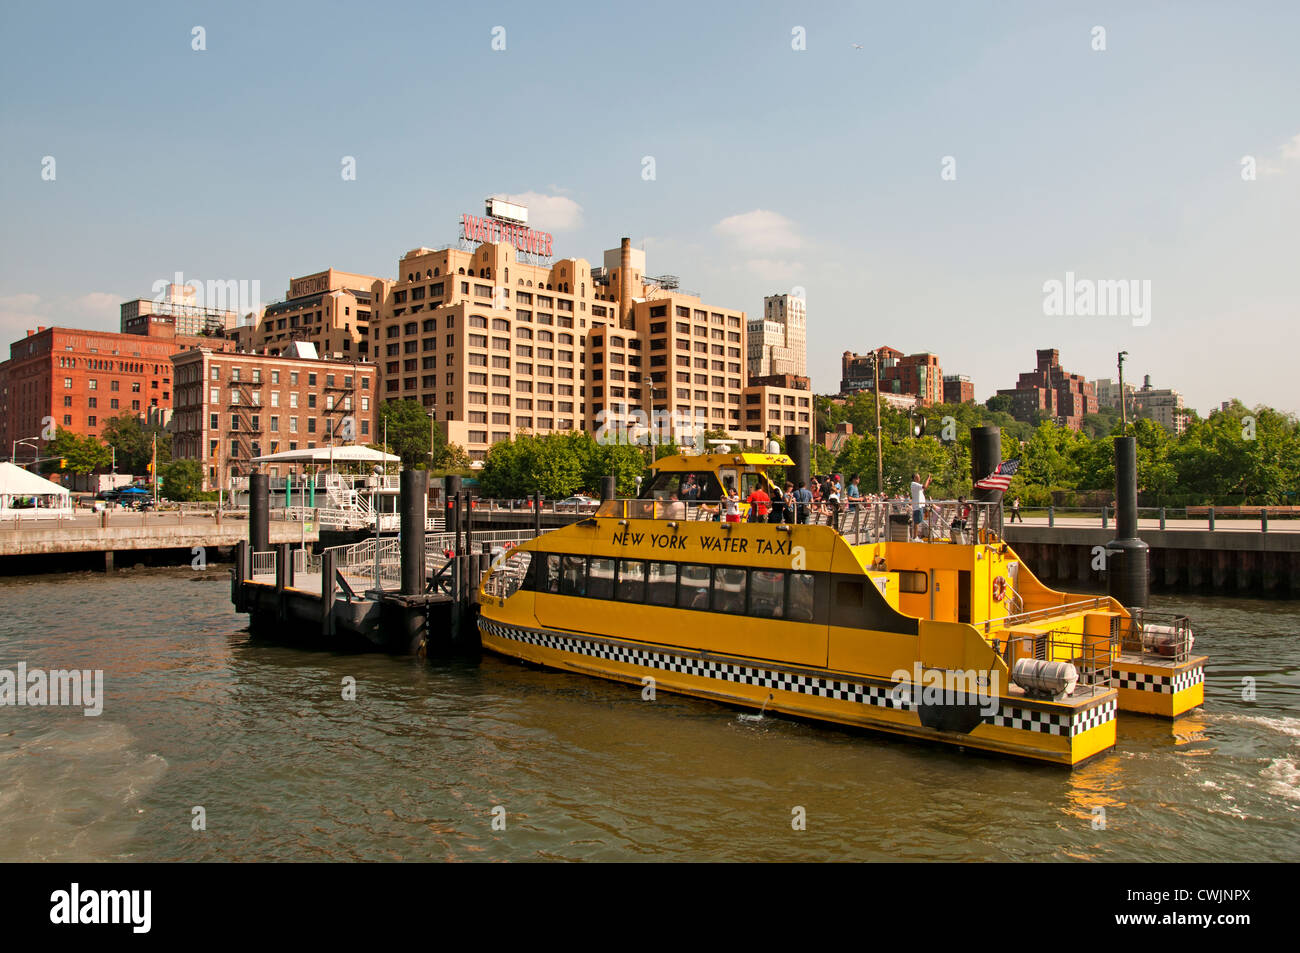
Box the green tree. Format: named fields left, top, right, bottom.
left=161, top=459, right=205, bottom=501
left=44, top=428, right=111, bottom=475
left=101, top=413, right=171, bottom=474
left=378, top=399, right=433, bottom=468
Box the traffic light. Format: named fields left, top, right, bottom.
left=59, top=458, right=67, bottom=469
left=146, top=462, right=154, bottom=473
left=910, top=415, right=926, bottom=438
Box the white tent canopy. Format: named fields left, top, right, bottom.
left=0, top=462, right=73, bottom=517
left=249, top=445, right=400, bottom=465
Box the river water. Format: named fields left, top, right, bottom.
left=1, top=567, right=1296, bottom=862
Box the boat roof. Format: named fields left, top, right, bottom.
left=649, top=451, right=795, bottom=472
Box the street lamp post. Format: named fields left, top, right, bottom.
left=873, top=348, right=883, bottom=494
left=12, top=437, right=41, bottom=466
left=1117, top=351, right=1130, bottom=432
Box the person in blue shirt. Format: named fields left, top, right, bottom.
left=793, top=481, right=813, bottom=524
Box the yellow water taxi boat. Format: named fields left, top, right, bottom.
left=478, top=449, right=1204, bottom=766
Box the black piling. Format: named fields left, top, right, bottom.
left=600, top=475, right=617, bottom=501
left=400, top=469, right=427, bottom=596
left=1106, top=436, right=1149, bottom=609
left=786, top=433, right=811, bottom=492
left=249, top=472, right=270, bottom=554
left=970, top=427, right=1002, bottom=505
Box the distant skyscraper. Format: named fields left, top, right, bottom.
left=747, top=293, right=806, bottom=380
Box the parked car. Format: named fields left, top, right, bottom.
left=557, top=495, right=599, bottom=512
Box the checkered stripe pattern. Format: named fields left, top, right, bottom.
left=1115, top=665, right=1204, bottom=695
left=479, top=619, right=911, bottom=710
left=986, top=698, right=1116, bottom=738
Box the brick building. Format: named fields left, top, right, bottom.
left=996, top=349, right=1097, bottom=431
left=942, top=374, right=974, bottom=404
left=840, top=348, right=944, bottom=406
left=170, top=345, right=377, bottom=489
left=0, top=325, right=229, bottom=461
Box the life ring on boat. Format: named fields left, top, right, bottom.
left=992, top=576, right=1006, bottom=602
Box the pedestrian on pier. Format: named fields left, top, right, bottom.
left=1010, top=496, right=1024, bottom=523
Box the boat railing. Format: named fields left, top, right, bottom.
left=592, top=497, right=1004, bottom=547
left=979, top=597, right=1112, bottom=634
left=990, top=628, right=1118, bottom=697
left=1120, top=608, right=1195, bottom=664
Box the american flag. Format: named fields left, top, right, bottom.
left=975, top=459, right=1020, bottom=491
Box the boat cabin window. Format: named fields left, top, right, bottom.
left=617, top=559, right=646, bottom=601
left=897, top=571, right=928, bottom=594
left=640, top=470, right=723, bottom=502
left=560, top=555, right=586, bottom=596
left=484, top=550, right=532, bottom=599
left=788, top=573, right=816, bottom=622
left=740, top=471, right=772, bottom=499
left=588, top=557, right=615, bottom=599
left=717, top=467, right=738, bottom=495
left=529, top=554, right=857, bottom=629
left=712, top=566, right=747, bottom=614
left=678, top=564, right=711, bottom=609
left=647, top=561, right=676, bottom=605
left=749, top=570, right=785, bottom=619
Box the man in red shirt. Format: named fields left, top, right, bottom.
left=746, top=485, right=771, bottom=522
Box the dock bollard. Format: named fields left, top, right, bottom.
left=1047, top=505, right=1054, bottom=528
left=1261, top=509, right=1268, bottom=533
left=1208, top=507, right=1215, bottom=531
left=1159, top=507, right=1166, bottom=530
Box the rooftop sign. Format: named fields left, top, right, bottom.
left=461, top=213, right=552, bottom=257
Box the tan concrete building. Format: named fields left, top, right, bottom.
left=170, top=346, right=377, bottom=489
left=247, top=269, right=380, bottom=360
left=741, top=374, right=814, bottom=439
left=748, top=293, right=806, bottom=380
left=371, top=231, right=748, bottom=460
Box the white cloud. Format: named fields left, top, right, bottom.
left=71, top=292, right=121, bottom=317
left=712, top=209, right=804, bottom=255
left=1280, top=132, right=1300, bottom=160
left=500, top=191, right=583, bottom=231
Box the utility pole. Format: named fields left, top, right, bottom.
left=1117, top=351, right=1129, bottom=432
left=152, top=432, right=158, bottom=509
left=873, top=348, right=884, bottom=494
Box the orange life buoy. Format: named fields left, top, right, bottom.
left=992, top=576, right=1006, bottom=602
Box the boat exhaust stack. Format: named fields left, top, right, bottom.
left=786, top=433, right=810, bottom=492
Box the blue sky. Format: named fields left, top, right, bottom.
left=2, top=0, right=1297, bottom=414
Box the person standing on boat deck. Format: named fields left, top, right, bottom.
left=772, top=481, right=794, bottom=523
left=682, top=474, right=699, bottom=502
left=664, top=492, right=686, bottom=520
left=793, top=481, right=813, bottom=523
left=746, top=483, right=770, bottom=522
left=847, top=475, right=861, bottom=513
left=723, top=488, right=742, bottom=523
left=910, top=472, right=932, bottom=538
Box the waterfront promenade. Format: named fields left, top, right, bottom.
left=0, top=511, right=316, bottom=570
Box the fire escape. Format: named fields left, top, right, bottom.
left=228, top=376, right=265, bottom=478
left=324, top=372, right=358, bottom=447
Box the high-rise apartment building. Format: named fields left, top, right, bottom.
left=369, top=213, right=748, bottom=460
left=747, top=293, right=806, bottom=379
